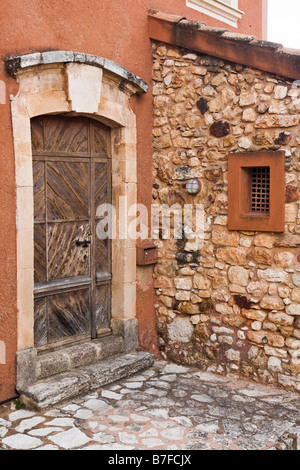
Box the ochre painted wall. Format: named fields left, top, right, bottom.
left=0, top=0, right=266, bottom=402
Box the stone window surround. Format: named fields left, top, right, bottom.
left=228, top=151, right=286, bottom=233
left=6, top=51, right=148, bottom=388
left=186, top=0, right=243, bottom=28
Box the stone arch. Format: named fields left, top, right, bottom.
left=7, top=52, right=148, bottom=386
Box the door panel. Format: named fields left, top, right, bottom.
left=32, top=116, right=111, bottom=350
left=93, top=124, right=110, bottom=155
left=43, top=117, right=89, bottom=154
left=47, top=221, right=90, bottom=281
left=48, top=288, right=90, bottom=344
left=47, top=160, right=89, bottom=221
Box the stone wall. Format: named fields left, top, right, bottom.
left=151, top=41, right=300, bottom=392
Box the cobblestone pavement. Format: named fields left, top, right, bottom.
left=1, top=361, right=300, bottom=451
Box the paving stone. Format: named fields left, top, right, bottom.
left=49, top=427, right=91, bottom=449
left=62, top=404, right=81, bottom=412
left=0, top=427, right=8, bottom=438
left=162, top=364, right=190, bottom=374
left=82, top=399, right=113, bottom=412
left=101, top=390, right=123, bottom=400
left=145, top=387, right=167, bottom=397
left=151, top=420, right=175, bottom=429
left=195, top=421, right=220, bottom=433
left=123, top=382, right=144, bottom=389
left=160, top=374, right=177, bottom=382
left=74, top=409, right=94, bottom=419
left=0, top=418, right=11, bottom=427
left=190, top=394, right=214, bottom=403
left=36, top=445, right=59, bottom=450
left=142, top=438, right=166, bottom=448
left=130, top=414, right=151, bottom=423
left=15, top=416, right=46, bottom=433
left=93, top=431, right=116, bottom=444
left=8, top=410, right=36, bottom=422
left=47, top=418, right=75, bottom=427
left=172, top=416, right=193, bottom=427
left=28, top=427, right=63, bottom=436
left=2, top=433, right=43, bottom=450
left=119, top=432, right=138, bottom=444
left=160, top=427, right=186, bottom=440
left=140, top=428, right=159, bottom=437
left=173, top=390, right=187, bottom=398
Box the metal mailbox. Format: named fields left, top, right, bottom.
left=137, top=243, right=158, bottom=266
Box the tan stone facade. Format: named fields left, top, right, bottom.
left=152, top=42, right=300, bottom=392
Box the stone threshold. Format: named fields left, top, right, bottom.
left=18, top=351, right=154, bottom=411
left=36, top=336, right=126, bottom=381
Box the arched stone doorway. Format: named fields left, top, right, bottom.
left=6, top=51, right=150, bottom=394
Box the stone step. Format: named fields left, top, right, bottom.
left=36, top=336, right=125, bottom=381
left=19, top=351, right=154, bottom=410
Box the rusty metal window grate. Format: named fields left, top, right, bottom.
left=251, top=166, right=270, bottom=214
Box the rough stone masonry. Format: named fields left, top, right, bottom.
left=151, top=41, right=300, bottom=392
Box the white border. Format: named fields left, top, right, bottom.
left=186, top=0, right=244, bottom=28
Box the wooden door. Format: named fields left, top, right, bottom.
left=31, top=116, right=111, bottom=351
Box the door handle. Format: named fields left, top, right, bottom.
left=76, top=239, right=91, bottom=248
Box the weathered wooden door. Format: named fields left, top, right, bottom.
left=31, top=116, right=111, bottom=351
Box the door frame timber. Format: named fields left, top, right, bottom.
left=8, top=53, right=148, bottom=390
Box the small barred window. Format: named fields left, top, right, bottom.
left=251, top=167, right=270, bottom=214
left=228, top=151, right=285, bottom=232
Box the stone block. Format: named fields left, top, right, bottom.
left=67, top=63, right=103, bottom=114
left=260, top=296, right=284, bottom=310
left=111, top=318, right=139, bottom=352
left=167, top=317, right=194, bottom=343
left=228, top=266, right=249, bottom=287
left=16, top=348, right=37, bottom=390
left=268, top=312, right=294, bottom=327
left=286, top=304, right=300, bottom=316
left=248, top=330, right=285, bottom=348
left=193, top=273, right=211, bottom=290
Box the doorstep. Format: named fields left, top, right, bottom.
left=18, top=351, right=154, bottom=411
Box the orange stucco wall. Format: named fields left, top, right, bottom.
left=0, top=0, right=266, bottom=402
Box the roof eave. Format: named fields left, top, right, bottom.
left=148, top=10, right=300, bottom=81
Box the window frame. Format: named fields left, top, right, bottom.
left=186, top=0, right=244, bottom=28
left=228, top=151, right=285, bottom=233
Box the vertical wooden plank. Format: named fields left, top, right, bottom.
left=34, top=297, right=48, bottom=347
left=95, top=284, right=111, bottom=333
left=34, top=224, right=47, bottom=283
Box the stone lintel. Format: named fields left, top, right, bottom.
left=5, top=51, right=148, bottom=95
